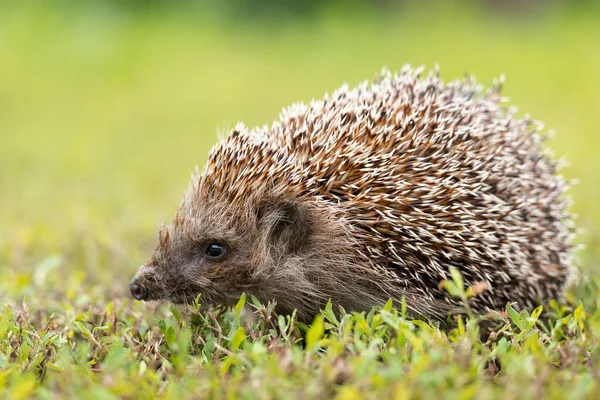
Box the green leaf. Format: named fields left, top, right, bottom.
left=400, top=296, right=407, bottom=318
left=165, top=326, right=177, bottom=348
left=383, top=298, right=393, bottom=312
left=234, top=292, right=247, bottom=326
left=105, top=301, right=114, bottom=317
left=231, top=327, right=246, bottom=352
left=305, top=315, right=325, bottom=351
left=449, top=267, right=465, bottom=292
left=322, top=300, right=339, bottom=326
left=249, top=295, right=263, bottom=309
left=0, top=306, right=13, bottom=340
left=158, top=319, right=167, bottom=333
left=442, top=281, right=461, bottom=298
left=531, top=305, right=543, bottom=321
left=507, top=304, right=527, bottom=332
left=74, top=321, right=98, bottom=346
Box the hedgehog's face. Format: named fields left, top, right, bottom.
left=129, top=196, right=318, bottom=309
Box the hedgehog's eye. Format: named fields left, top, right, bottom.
left=204, top=241, right=228, bottom=261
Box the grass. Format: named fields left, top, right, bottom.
left=2, top=291, right=599, bottom=399
left=1, top=2, right=600, bottom=398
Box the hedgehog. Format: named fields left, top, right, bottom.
left=129, top=66, right=575, bottom=321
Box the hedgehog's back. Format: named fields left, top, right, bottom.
left=198, top=66, right=575, bottom=313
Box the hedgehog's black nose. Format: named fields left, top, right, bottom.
left=129, top=277, right=148, bottom=301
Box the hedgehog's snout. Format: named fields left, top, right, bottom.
left=130, top=265, right=156, bottom=301
left=130, top=275, right=148, bottom=301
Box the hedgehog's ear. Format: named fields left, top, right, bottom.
left=258, top=199, right=312, bottom=253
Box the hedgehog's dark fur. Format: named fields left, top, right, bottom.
left=131, top=66, right=575, bottom=321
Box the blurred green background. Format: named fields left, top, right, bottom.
left=1, top=0, right=599, bottom=299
